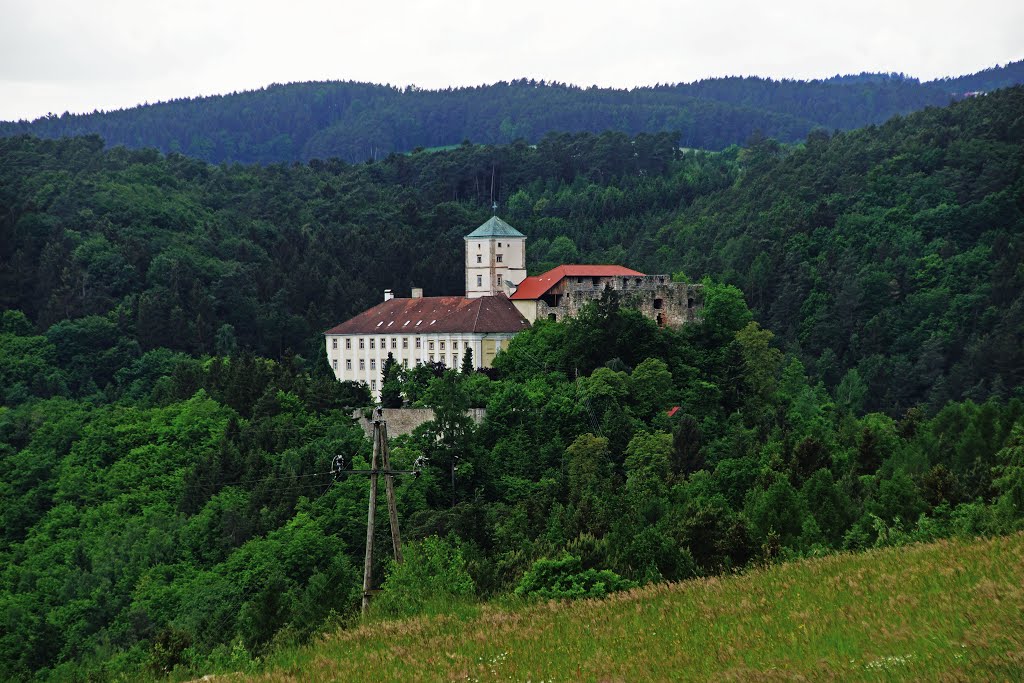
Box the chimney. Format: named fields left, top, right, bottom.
left=384, top=289, right=394, bottom=302
left=411, top=287, right=423, bottom=299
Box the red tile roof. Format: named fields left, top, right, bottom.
left=324, top=295, right=530, bottom=336
left=510, top=265, right=645, bottom=300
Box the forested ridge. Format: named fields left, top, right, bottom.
left=2, top=88, right=1022, bottom=413
left=2, top=59, right=1022, bottom=164
left=1, top=88, right=1023, bottom=680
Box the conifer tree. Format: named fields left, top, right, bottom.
left=381, top=352, right=403, bottom=408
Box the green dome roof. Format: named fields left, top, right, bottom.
left=465, top=216, right=525, bottom=239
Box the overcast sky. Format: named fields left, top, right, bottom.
left=1, top=0, right=1021, bottom=121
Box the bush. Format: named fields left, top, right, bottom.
left=514, top=553, right=637, bottom=600
left=372, top=536, right=476, bottom=620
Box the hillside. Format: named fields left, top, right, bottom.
left=1, top=60, right=1021, bottom=163
left=246, top=534, right=1024, bottom=681
left=3, top=92, right=1024, bottom=679
left=2, top=88, right=1022, bottom=414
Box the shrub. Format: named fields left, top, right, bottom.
left=372, top=536, right=476, bottom=620
left=515, top=553, right=637, bottom=600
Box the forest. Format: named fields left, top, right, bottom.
left=1, top=59, right=1022, bottom=163
left=0, top=87, right=1023, bottom=679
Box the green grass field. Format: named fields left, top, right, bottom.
left=246, top=534, right=1024, bottom=681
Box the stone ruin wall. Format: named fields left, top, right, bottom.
left=535, top=276, right=704, bottom=327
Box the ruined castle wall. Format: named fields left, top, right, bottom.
left=535, top=276, right=703, bottom=327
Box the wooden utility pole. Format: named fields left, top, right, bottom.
left=360, top=421, right=381, bottom=613
left=379, top=419, right=403, bottom=564
left=351, top=410, right=413, bottom=614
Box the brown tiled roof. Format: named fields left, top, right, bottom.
left=324, top=295, right=531, bottom=336
left=510, top=264, right=645, bottom=300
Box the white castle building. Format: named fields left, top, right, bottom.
left=324, top=217, right=531, bottom=397
left=324, top=216, right=700, bottom=398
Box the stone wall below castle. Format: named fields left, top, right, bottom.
left=351, top=407, right=487, bottom=440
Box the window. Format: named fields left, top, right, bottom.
left=346, top=359, right=352, bottom=370
left=359, top=359, right=365, bottom=370
left=496, top=275, right=501, bottom=286
left=359, top=338, right=365, bottom=349
left=371, top=379, right=377, bottom=391
left=369, top=338, right=375, bottom=349
left=402, top=358, right=408, bottom=367
left=370, top=359, right=376, bottom=370
left=452, top=341, right=458, bottom=350
left=476, top=254, right=482, bottom=264
left=498, top=242, right=502, bottom=247
left=653, top=298, right=663, bottom=310
left=380, top=337, right=386, bottom=348
left=429, top=341, right=435, bottom=350
left=476, top=275, right=482, bottom=287
left=345, top=339, right=352, bottom=350
left=402, top=337, right=408, bottom=349
left=391, top=338, right=397, bottom=349
left=440, top=341, right=446, bottom=351
left=332, top=359, right=338, bottom=369
left=429, top=353, right=434, bottom=362
left=496, top=253, right=503, bottom=263
left=332, top=338, right=338, bottom=349
left=415, top=337, right=422, bottom=349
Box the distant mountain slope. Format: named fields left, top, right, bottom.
left=1, top=60, right=1019, bottom=164
left=931, top=59, right=1024, bottom=93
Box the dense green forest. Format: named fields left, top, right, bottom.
left=2, top=298, right=1023, bottom=679
left=2, top=59, right=1022, bottom=163
left=1, top=87, right=1023, bottom=680
left=2, top=88, right=1022, bottom=413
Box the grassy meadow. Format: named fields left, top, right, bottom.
left=226, top=533, right=1024, bottom=681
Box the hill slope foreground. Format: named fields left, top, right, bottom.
left=248, top=534, right=1024, bottom=681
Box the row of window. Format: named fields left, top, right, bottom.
left=475, top=253, right=503, bottom=263
left=332, top=356, right=459, bottom=371
left=332, top=337, right=469, bottom=351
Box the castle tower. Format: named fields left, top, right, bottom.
left=464, top=216, right=527, bottom=298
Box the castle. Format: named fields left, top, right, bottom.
left=324, top=217, right=702, bottom=397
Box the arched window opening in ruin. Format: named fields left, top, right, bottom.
left=653, top=298, right=663, bottom=310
